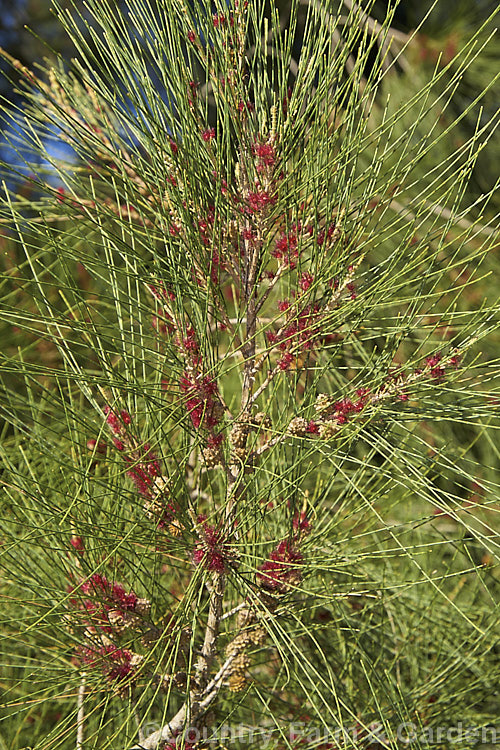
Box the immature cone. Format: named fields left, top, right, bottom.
left=228, top=671, right=248, bottom=692
left=152, top=475, right=170, bottom=496
left=287, top=417, right=308, bottom=437
left=143, top=495, right=164, bottom=521
left=250, top=624, right=267, bottom=645
left=227, top=653, right=251, bottom=692
left=135, top=597, right=151, bottom=616
left=230, top=411, right=251, bottom=460
left=225, top=630, right=254, bottom=656
left=159, top=670, right=188, bottom=692
left=253, top=412, right=272, bottom=430
left=141, top=624, right=163, bottom=646
left=315, top=394, right=333, bottom=413
left=202, top=441, right=224, bottom=468
left=168, top=519, right=184, bottom=536
left=223, top=609, right=268, bottom=694
left=319, top=420, right=338, bottom=440
left=235, top=604, right=267, bottom=645
left=107, top=608, right=132, bottom=633
left=83, top=626, right=112, bottom=647
left=107, top=595, right=150, bottom=632
left=236, top=604, right=256, bottom=629
left=113, top=651, right=143, bottom=698
left=129, top=653, right=144, bottom=669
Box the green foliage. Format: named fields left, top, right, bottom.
left=0, top=1, right=499, bottom=749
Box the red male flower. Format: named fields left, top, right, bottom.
left=193, top=515, right=234, bottom=573
left=79, top=573, right=139, bottom=612
left=80, top=644, right=136, bottom=683
left=70, top=536, right=85, bottom=554
left=257, top=540, right=303, bottom=593
left=426, top=352, right=446, bottom=381
left=247, top=190, right=275, bottom=213
left=180, top=373, right=223, bottom=430
left=104, top=407, right=163, bottom=497
left=299, top=272, right=314, bottom=292
left=253, top=140, right=276, bottom=172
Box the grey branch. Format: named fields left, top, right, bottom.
left=132, top=600, right=252, bottom=750
left=76, top=673, right=86, bottom=750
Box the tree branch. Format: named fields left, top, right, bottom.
left=76, top=673, right=86, bottom=750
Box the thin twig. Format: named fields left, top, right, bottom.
left=255, top=262, right=287, bottom=314
left=134, top=620, right=252, bottom=750
left=135, top=710, right=145, bottom=744
left=221, top=601, right=247, bottom=621
left=76, top=673, right=86, bottom=750
left=132, top=575, right=225, bottom=750
left=194, top=573, right=226, bottom=690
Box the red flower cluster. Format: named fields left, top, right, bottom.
left=271, top=219, right=339, bottom=269
left=180, top=373, right=223, bottom=430
left=316, top=221, right=338, bottom=246
left=193, top=515, right=232, bottom=573
left=313, top=390, right=370, bottom=429
left=207, top=432, right=224, bottom=450
left=282, top=85, right=293, bottom=115
left=79, top=644, right=135, bottom=683
left=67, top=570, right=151, bottom=688
left=253, top=140, right=276, bottom=173
left=413, top=350, right=460, bottom=385
left=272, top=224, right=301, bottom=268
left=150, top=283, right=176, bottom=337
left=213, top=12, right=233, bottom=28
left=67, top=573, right=144, bottom=650
left=178, top=324, right=197, bottom=354
left=299, top=271, right=314, bottom=292
left=195, top=205, right=224, bottom=284
left=292, top=511, right=311, bottom=534
left=123, top=444, right=160, bottom=496
left=80, top=574, right=139, bottom=611
left=69, top=574, right=139, bottom=624
left=425, top=352, right=446, bottom=381
left=152, top=303, right=225, bottom=457
left=330, top=392, right=369, bottom=425
left=202, top=127, right=216, bottom=141
left=247, top=190, right=275, bottom=213
left=70, top=535, right=85, bottom=554
left=86, top=438, right=107, bottom=454
left=197, top=205, right=215, bottom=246
left=237, top=99, right=254, bottom=113
left=152, top=306, right=176, bottom=336
left=163, top=742, right=195, bottom=750
left=149, top=282, right=175, bottom=304
left=105, top=407, right=162, bottom=497
left=267, top=303, right=322, bottom=370
left=257, top=509, right=310, bottom=592
left=386, top=369, right=409, bottom=401
left=257, top=539, right=304, bottom=593
left=187, top=80, right=198, bottom=106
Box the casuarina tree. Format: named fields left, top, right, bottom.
left=0, top=1, right=499, bottom=748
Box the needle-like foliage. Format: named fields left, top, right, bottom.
left=0, top=1, right=499, bottom=749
